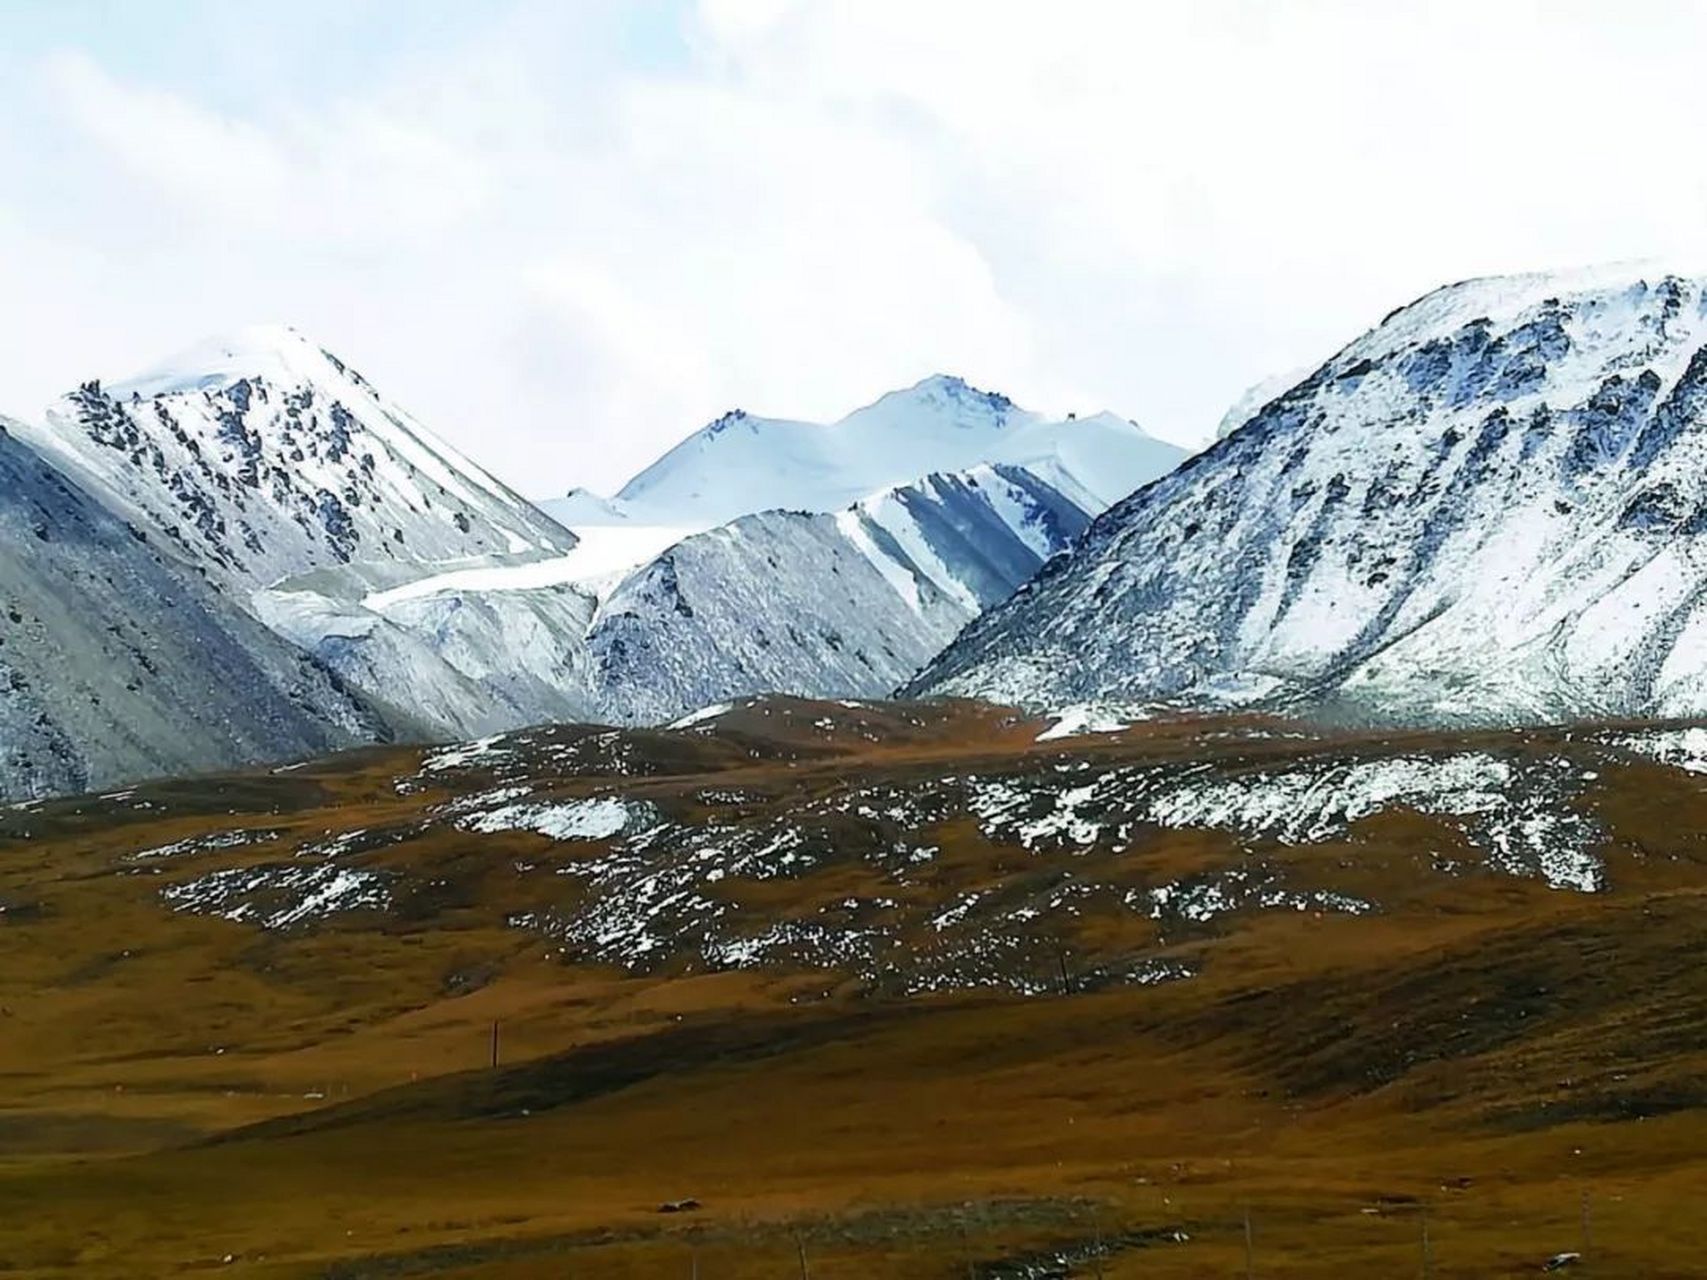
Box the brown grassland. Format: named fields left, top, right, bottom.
left=3, top=701, right=1707, bottom=1277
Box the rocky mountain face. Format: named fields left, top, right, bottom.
left=911, top=267, right=1707, bottom=724
left=0, top=416, right=387, bottom=801
left=587, top=462, right=1097, bottom=723
left=13, top=326, right=573, bottom=600
left=3, top=331, right=1184, bottom=791
left=268, top=457, right=1126, bottom=734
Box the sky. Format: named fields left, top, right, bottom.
left=5, top=1, right=1707, bottom=497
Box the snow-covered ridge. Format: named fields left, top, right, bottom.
left=592, top=373, right=1184, bottom=529
left=17, top=324, right=573, bottom=598
left=269, top=378, right=1184, bottom=735
left=913, top=266, right=1707, bottom=725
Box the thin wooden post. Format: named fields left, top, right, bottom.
left=795, top=1233, right=810, bottom=1280
left=689, top=1244, right=699, bottom=1280
left=490, top=1019, right=500, bottom=1069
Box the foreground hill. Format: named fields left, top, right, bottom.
left=6, top=699, right=1707, bottom=1274
left=0, top=416, right=387, bottom=800
left=913, top=266, right=1707, bottom=724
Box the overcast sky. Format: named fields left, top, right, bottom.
left=4, top=1, right=1707, bottom=497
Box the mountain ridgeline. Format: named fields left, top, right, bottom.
left=912, top=268, right=1707, bottom=724
left=0, top=339, right=1181, bottom=798
left=270, top=393, right=1181, bottom=735
left=12, top=325, right=575, bottom=598
left=19, top=265, right=1707, bottom=801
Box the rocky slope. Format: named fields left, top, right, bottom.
left=13, top=326, right=574, bottom=601
left=266, top=459, right=1117, bottom=733
left=0, top=416, right=387, bottom=801
left=911, top=266, right=1707, bottom=724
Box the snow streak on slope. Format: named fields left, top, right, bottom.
left=0, top=416, right=385, bottom=801
left=265, top=461, right=1109, bottom=734
left=608, top=374, right=1185, bottom=528
left=17, top=326, right=573, bottom=597
left=912, top=267, right=1707, bottom=725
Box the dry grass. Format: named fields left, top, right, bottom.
left=3, top=704, right=1707, bottom=1276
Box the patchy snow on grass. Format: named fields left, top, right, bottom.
left=162, top=863, right=391, bottom=928
left=461, top=796, right=656, bottom=841
left=966, top=751, right=1605, bottom=892
left=1612, top=726, right=1707, bottom=775
left=1137, top=866, right=1375, bottom=924
left=129, top=829, right=281, bottom=862
left=666, top=702, right=735, bottom=731
left=1036, top=702, right=1149, bottom=741
left=416, top=734, right=507, bottom=774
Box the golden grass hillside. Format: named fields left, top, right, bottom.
left=4, top=698, right=1707, bottom=1277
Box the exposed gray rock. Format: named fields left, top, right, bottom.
left=0, top=416, right=388, bottom=801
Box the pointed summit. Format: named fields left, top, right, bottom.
left=18, top=326, right=573, bottom=596
left=105, top=324, right=350, bottom=402
left=837, top=374, right=1019, bottom=434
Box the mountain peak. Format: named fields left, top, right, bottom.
left=105, top=324, right=354, bottom=402
left=838, top=373, right=1018, bottom=433
left=910, top=266, right=1707, bottom=723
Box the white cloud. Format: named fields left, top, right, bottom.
left=6, top=1, right=1707, bottom=495
left=43, top=50, right=490, bottom=243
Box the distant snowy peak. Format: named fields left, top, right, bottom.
left=610, top=374, right=1184, bottom=529
left=541, top=486, right=629, bottom=526
left=23, top=326, right=573, bottom=597
left=835, top=373, right=1024, bottom=434
left=911, top=266, right=1707, bottom=723
left=105, top=324, right=355, bottom=402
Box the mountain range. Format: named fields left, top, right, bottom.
left=0, top=336, right=1182, bottom=798
left=264, top=375, right=1182, bottom=735
left=21, top=263, right=1707, bottom=801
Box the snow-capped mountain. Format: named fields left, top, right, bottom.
left=263, top=458, right=1116, bottom=735
left=599, top=374, right=1183, bottom=528
left=14, top=326, right=573, bottom=600
left=263, top=374, right=1184, bottom=735
left=0, top=416, right=386, bottom=801
left=911, top=266, right=1707, bottom=724
left=587, top=462, right=1098, bottom=723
